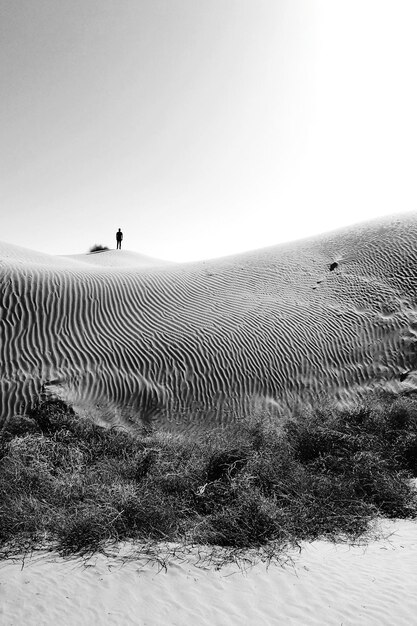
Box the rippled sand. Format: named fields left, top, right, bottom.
left=1, top=214, right=417, bottom=430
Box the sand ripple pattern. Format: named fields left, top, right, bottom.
left=1, top=215, right=417, bottom=431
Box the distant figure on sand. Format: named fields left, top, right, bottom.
left=116, top=228, right=123, bottom=250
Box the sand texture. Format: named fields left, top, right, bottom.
left=1, top=519, right=416, bottom=625
left=1, top=214, right=417, bottom=429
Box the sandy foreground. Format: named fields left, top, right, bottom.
left=1, top=519, right=417, bottom=626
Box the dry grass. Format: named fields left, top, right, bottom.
left=1, top=393, right=416, bottom=560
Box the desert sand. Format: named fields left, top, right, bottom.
left=1, top=215, right=417, bottom=624
left=1, top=518, right=417, bottom=625
left=1, top=213, right=417, bottom=431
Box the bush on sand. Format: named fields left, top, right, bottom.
left=88, top=244, right=109, bottom=253
left=0, top=392, right=416, bottom=559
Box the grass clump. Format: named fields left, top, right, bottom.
left=0, top=392, right=416, bottom=559
left=88, top=244, right=109, bottom=253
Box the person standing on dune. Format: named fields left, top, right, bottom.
left=116, top=228, right=123, bottom=250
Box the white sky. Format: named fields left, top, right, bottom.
left=1, top=0, right=417, bottom=261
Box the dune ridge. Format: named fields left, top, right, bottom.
left=1, top=214, right=417, bottom=430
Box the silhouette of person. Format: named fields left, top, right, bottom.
left=116, top=228, right=123, bottom=250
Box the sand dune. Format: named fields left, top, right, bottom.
left=64, top=249, right=172, bottom=269
left=1, top=214, right=417, bottom=429
left=1, top=519, right=417, bottom=625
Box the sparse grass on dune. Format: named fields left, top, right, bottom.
left=88, top=244, right=109, bottom=253
left=0, top=394, right=416, bottom=560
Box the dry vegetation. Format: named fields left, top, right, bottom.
left=1, top=393, right=416, bottom=560
left=88, top=244, right=110, bottom=253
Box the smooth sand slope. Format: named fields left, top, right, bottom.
left=1, top=519, right=417, bottom=625
left=1, top=214, right=417, bottom=429
left=65, top=249, right=173, bottom=269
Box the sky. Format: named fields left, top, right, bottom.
left=1, top=0, right=417, bottom=261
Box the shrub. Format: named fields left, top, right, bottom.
left=1, top=393, right=416, bottom=559
left=88, top=244, right=109, bottom=253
